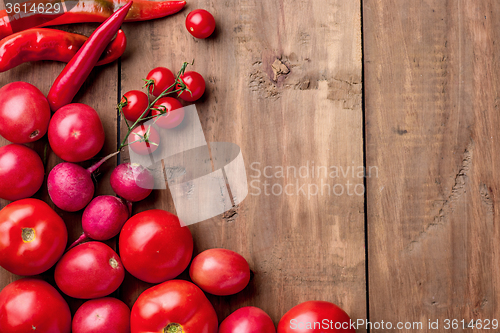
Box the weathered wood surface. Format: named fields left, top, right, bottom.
left=364, top=0, right=500, bottom=331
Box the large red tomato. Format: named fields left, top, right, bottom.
left=0, top=82, right=51, bottom=143
left=131, top=280, right=218, bottom=333
left=0, top=278, right=71, bottom=333
left=189, top=248, right=250, bottom=296
left=0, top=198, right=68, bottom=276
left=119, top=209, right=193, bottom=283
left=48, top=103, right=105, bottom=162
left=219, top=307, right=276, bottom=333
left=0, top=144, right=44, bottom=201
left=277, top=301, right=355, bottom=333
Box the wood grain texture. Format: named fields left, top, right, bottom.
left=120, top=0, right=365, bottom=326
left=364, top=0, right=500, bottom=331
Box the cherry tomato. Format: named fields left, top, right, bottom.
left=54, top=241, right=125, bottom=299
left=128, top=124, right=160, bottom=155
left=131, top=280, right=218, bottom=333
left=48, top=103, right=105, bottom=162
left=186, top=9, right=216, bottom=39
left=151, top=97, right=184, bottom=129
left=0, top=278, right=71, bottom=333
left=72, top=297, right=130, bottom=333
left=0, top=144, right=44, bottom=201
left=0, top=82, right=51, bottom=143
left=119, top=209, right=193, bottom=283
left=189, top=248, right=250, bottom=296
left=220, top=307, right=276, bottom=333
left=121, top=90, right=149, bottom=122
left=0, top=198, right=68, bottom=276
left=277, top=301, right=355, bottom=333
left=146, top=67, right=176, bottom=97
left=177, top=71, right=206, bottom=102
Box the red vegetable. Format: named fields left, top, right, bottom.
left=178, top=70, right=206, bottom=101
left=219, top=307, right=276, bottom=333
left=121, top=90, right=149, bottom=122
left=119, top=209, right=193, bottom=283
left=146, top=67, right=176, bottom=97
left=0, top=144, right=44, bottom=201
left=110, top=162, right=154, bottom=202
left=185, top=9, right=216, bottom=39
left=0, top=0, right=186, bottom=40
left=0, top=28, right=126, bottom=72
left=0, top=278, right=71, bottom=333
left=128, top=124, right=160, bottom=155
left=131, top=280, right=218, bottom=333
left=55, top=241, right=125, bottom=299
left=277, top=301, right=355, bottom=333
left=72, top=297, right=130, bottom=333
left=189, top=248, right=251, bottom=296
left=0, top=198, right=68, bottom=276
left=151, top=97, right=184, bottom=129
left=47, top=1, right=133, bottom=111
left=0, top=81, right=50, bottom=143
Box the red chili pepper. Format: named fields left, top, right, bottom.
left=0, top=0, right=185, bottom=40
left=0, top=28, right=126, bottom=72
left=47, top=1, right=132, bottom=111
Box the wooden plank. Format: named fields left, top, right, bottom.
left=120, top=0, right=365, bottom=326
left=364, top=0, right=500, bottom=330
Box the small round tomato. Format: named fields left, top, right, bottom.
left=0, top=278, right=71, bottom=333
left=177, top=71, right=206, bottom=102
left=128, top=124, right=160, bottom=155
left=219, top=307, right=276, bottom=333
left=131, top=280, right=218, bottom=333
left=48, top=103, right=105, bottom=162
left=54, top=241, right=125, bottom=299
left=186, top=9, right=216, bottom=39
left=72, top=297, right=130, bottom=333
left=277, top=301, right=355, bottom=333
left=152, top=97, right=184, bottom=129
left=0, top=144, right=44, bottom=201
left=0, top=198, right=68, bottom=276
left=119, top=210, right=193, bottom=283
left=121, top=90, right=149, bottom=122
left=146, top=67, right=176, bottom=97
left=189, top=248, right=250, bottom=296
left=0, top=82, right=51, bottom=143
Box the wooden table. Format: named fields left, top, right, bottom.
left=0, top=0, right=498, bottom=332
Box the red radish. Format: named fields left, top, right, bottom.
left=110, top=163, right=154, bottom=202
left=55, top=241, right=125, bottom=299
left=69, top=195, right=130, bottom=249
left=128, top=124, right=160, bottom=155
left=219, top=306, right=276, bottom=333
left=0, top=144, right=44, bottom=201
left=47, top=152, right=118, bottom=212
left=72, top=297, right=130, bottom=333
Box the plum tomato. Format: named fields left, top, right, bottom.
left=54, top=241, right=125, bottom=299
left=189, top=248, right=250, bottom=296
left=151, top=97, right=184, bottom=129
left=48, top=103, right=105, bottom=162
left=146, top=67, right=176, bottom=97
left=121, top=90, right=150, bottom=122
left=72, top=297, right=130, bottom=333
left=0, top=144, right=44, bottom=201
left=131, top=280, right=218, bottom=333
left=219, top=307, right=276, bottom=333
left=119, top=209, right=193, bottom=283
left=128, top=124, right=160, bottom=155
left=0, top=82, right=51, bottom=143
left=186, top=9, right=216, bottom=39
left=0, top=198, right=68, bottom=276
left=177, top=71, right=206, bottom=102
left=277, top=301, right=355, bottom=333
left=0, top=278, right=71, bottom=333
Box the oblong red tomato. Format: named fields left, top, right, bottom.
left=131, top=280, right=218, bottom=333
left=189, top=248, right=250, bottom=296
left=119, top=210, right=193, bottom=283
left=0, top=278, right=71, bottom=333
left=0, top=198, right=68, bottom=276
left=72, top=297, right=130, bottom=333
left=0, top=144, right=44, bottom=201
left=219, top=306, right=276, bottom=333
left=54, top=241, right=125, bottom=299
left=277, top=301, right=354, bottom=333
